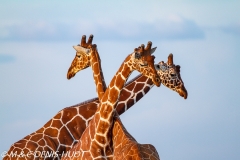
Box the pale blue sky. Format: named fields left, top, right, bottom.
left=0, top=1, right=239, bottom=160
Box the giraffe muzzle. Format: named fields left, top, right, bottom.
left=67, top=72, right=76, bottom=79
left=153, top=75, right=161, bottom=87
left=178, top=85, right=188, bottom=99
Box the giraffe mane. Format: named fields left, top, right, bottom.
left=125, top=74, right=142, bottom=86
left=63, top=97, right=99, bottom=109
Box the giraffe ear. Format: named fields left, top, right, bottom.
left=176, top=65, right=181, bottom=72
left=73, top=46, right=90, bottom=54
left=150, top=47, right=157, bottom=54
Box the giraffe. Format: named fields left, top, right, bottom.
left=116, top=53, right=187, bottom=117
left=102, top=54, right=184, bottom=160
left=110, top=54, right=187, bottom=160
left=67, top=34, right=107, bottom=99
left=3, top=36, right=187, bottom=160
left=3, top=35, right=99, bottom=160
left=65, top=35, right=186, bottom=159
left=66, top=37, right=185, bottom=159
left=61, top=41, right=161, bottom=160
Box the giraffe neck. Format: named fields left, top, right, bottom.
left=116, top=74, right=154, bottom=115
left=90, top=48, right=107, bottom=100
left=87, top=55, right=135, bottom=158
left=97, top=55, right=133, bottom=125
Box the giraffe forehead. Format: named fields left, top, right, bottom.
left=169, top=67, right=176, bottom=73
left=130, top=52, right=154, bottom=65
left=156, top=62, right=176, bottom=73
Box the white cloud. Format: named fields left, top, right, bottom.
left=0, top=16, right=205, bottom=42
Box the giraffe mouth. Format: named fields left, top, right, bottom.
left=67, top=72, right=76, bottom=79
left=152, top=75, right=161, bottom=87
left=140, top=64, right=148, bottom=67
left=178, top=85, right=188, bottom=99
left=140, top=61, right=148, bottom=67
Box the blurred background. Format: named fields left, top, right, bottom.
left=0, top=1, right=239, bottom=159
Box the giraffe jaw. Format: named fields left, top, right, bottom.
left=177, top=85, right=188, bottom=99
left=67, top=72, right=76, bottom=79
left=152, top=75, right=161, bottom=87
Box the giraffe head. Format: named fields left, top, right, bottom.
left=155, top=53, right=188, bottom=99
left=131, top=41, right=161, bottom=87
left=67, top=35, right=95, bottom=79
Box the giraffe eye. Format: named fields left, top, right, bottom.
left=135, top=52, right=141, bottom=59
left=159, top=65, right=167, bottom=71
left=154, top=64, right=160, bottom=70
left=77, top=55, right=81, bottom=58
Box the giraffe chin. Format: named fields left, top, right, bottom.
left=153, top=76, right=161, bottom=87
left=178, top=87, right=188, bottom=99
left=67, top=73, right=76, bottom=79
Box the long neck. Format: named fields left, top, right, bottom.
left=99, top=56, right=133, bottom=113
left=95, top=55, right=133, bottom=143
left=90, top=49, right=107, bottom=100
left=116, top=74, right=155, bottom=115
